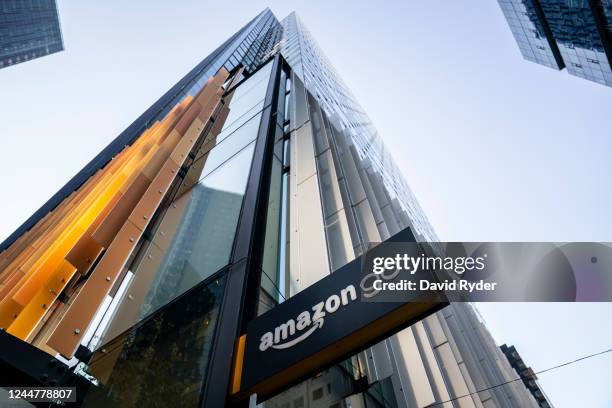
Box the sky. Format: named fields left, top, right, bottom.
left=0, top=1, right=611, bottom=406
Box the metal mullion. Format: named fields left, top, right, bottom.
left=200, top=54, right=285, bottom=408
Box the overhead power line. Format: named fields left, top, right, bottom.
left=430, top=347, right=612, bottom=406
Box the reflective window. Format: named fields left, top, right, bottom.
left=260, top=155, right=284, bottom=303
left=0, top=0, right=63, bottom=69
left=189, top=113, right=262, bottom=186
left=86, top=60, right=274, bottom=348
left=81, top=273, right=226, bottom=408
left=222, top=60, right=274, bottom=127
left=213, top=100, right=265, bottom=146
left=95, top=142, right=256, bottom=344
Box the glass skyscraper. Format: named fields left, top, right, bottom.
left=0, top=0, right=64, bottom=69
left=498, top=0, right=612, bottom=86
left=0, top=9, right=546, bottom=407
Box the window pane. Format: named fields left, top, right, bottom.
left=189, top=113, right=261, bottom=185
left=93, top=142, right=256, bottom=346
left=214, top=99, right=265, bottom=146
left=222, top=60, right=273, bottom=127
left=81, top=273, right=227, bottom=408
left=260, top=156, right=283, bottom=302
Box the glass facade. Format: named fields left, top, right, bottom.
left=80, top=273, right=226, bottom=407
left=0, top=10, right=282, bottom=406
left=539, top=0, right=612, bottom=85
left=280, top=13, right=438, bottom=246
left=0, top=8, right=282, bottom=253
left=84, top=60, right=274, bottom=352
left=0, top=0, right=64, bottom=69
left=498, top=0, right=612, bottom=86
left=498, top=0, right=564, bottom=69
left=0, top=8, right=547, bottom=408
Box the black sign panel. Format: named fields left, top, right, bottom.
left=233, top=228, right=446, bottom=400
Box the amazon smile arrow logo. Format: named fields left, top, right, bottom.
left=270, top=318, right=323, bottom=350
left=259, top=285, right=357, bottom=352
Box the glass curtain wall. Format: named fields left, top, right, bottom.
left=257, top=71, right=403, bottom=408
left=76, top=60, right=276, bottom=408
left=257, top=12, right=441, bottom=408
left=538, top=0, right=612, bottom=85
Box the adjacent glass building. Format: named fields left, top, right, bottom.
left=501, top=345, right=553, bottom=408
left=498, top=0, right=612, bottom=86
left=0, top=9, right=546, bottom=407
left=0, top=0, right=64, bottom=69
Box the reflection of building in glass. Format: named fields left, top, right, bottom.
left=141, top=186, right=244, bottom=317
left=0, top=0, right=64, bottom=69
left=82, top=275, right=227, bottom=408
left=264, top=364, right=383, bottom=408
left=498, top=0, right=612, bottom=86
left=498, top=0, right=565, bottom=69
left=0, top=8, right=548, bottom=408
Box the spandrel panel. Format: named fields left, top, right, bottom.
left=358, top=166, right=385, bottom=226
left=324, top=209, right=355, bottom=272
left=366, top=170, right=391, bottom=209
left=380, top=204, right=401, bottom=237
left=390, top=198, right=411, bottom=231
left=376, top=220, right=391, bottom=241
left=290, top=72, right=309, bottom=130
left=337, top=177, right=362, bottom=253
left=308, top=93, right=330, bottom=155
left=354, top=198, right=381, bottom=244
left=316, top=150, right=343, bottom=218
left=339, top=145, right=367, bottom=205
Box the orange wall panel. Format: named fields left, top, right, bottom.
left=0, top=68, right=230, bottom=354
left=47, top=220, right=142, bottom=357
left=7, top=260, right=76, bottom=339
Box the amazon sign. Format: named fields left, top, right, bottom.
left=259, top=285, right=357, bottom=351
left=230, top=228, right=447, bottom=401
